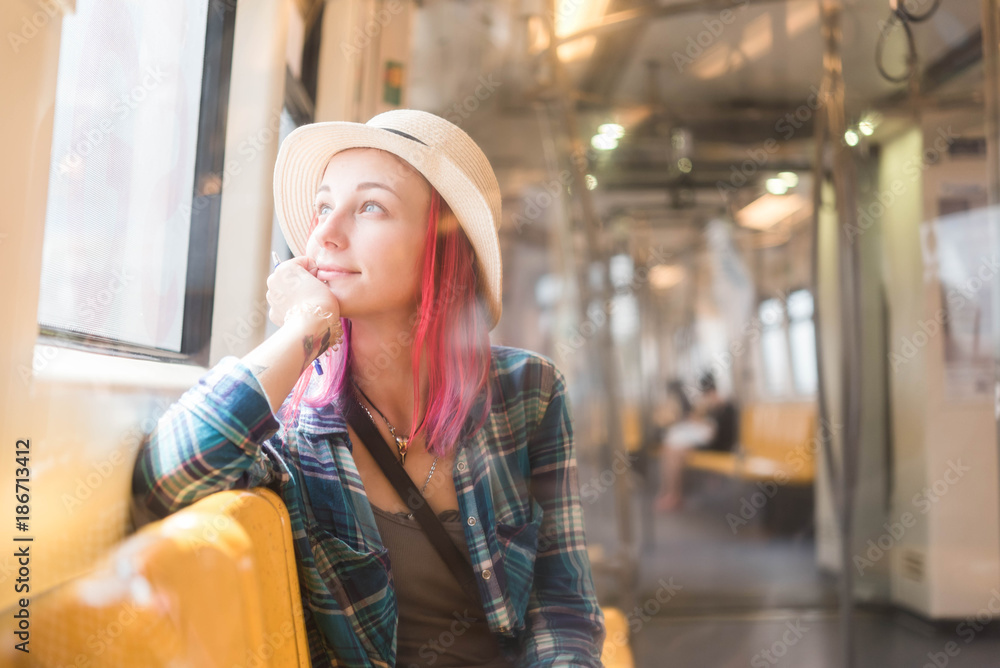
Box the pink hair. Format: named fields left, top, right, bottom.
left=279, top=189, right=493, bottom=457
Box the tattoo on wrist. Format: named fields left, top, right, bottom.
left=317, top=328, right=332, bottom=356
left=301, top=334, right=315, bottom=373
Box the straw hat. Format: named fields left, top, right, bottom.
left=272, top=109, right=503, bottom=329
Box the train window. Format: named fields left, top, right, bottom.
left=265, top=106, right=301, bottom=338
left=758, top=297, right=791, bottom=396
left=263, top=59, right=317, bottom=337
left=35, top=0, right=236, bottom=366
left=787, top=289, right=818, bottom=395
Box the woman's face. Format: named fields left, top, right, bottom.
left=306, top=148, right=432, bottom=321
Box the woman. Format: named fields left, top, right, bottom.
left=655, top=372, right=738, bottom=511
left=131, top=110, right=606, bottom=667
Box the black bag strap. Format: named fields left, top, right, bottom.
left=344, top=400, right=482, bottom=606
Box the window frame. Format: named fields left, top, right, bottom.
left=37, top=0, right=239, bottom=368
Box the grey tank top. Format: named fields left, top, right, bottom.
left=370, top=505, right=515, bottom=667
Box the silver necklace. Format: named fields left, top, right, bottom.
left=355, top=401, right=412, bottom=463
left=420, top=457, right=438, bottom=494
left=352, top=381, right=438, bottom=493
left=408, top=459, right=438, bottom=520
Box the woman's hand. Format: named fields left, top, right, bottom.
left=245, top=256, right=343, bottom=412
left=266, top=256, right=341, bottom=339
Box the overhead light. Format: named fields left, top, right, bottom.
left=650, top=264, right=685, bottom=290
left=692, top=9, right=796, bottom=80
left=738, top=14, right=773, bottom=61
left=859, top=111, right=881, bottom=136
left=558, top=36, right=597, bottom=62
left=526, top=16, right=550, bottom=54
left=778, top=171, right=799, bottom=187
left=671, top=128, right=690, bottom=151
left=591, top=134, right=618, bottom=150
left=598, top=123, right=624, bottom=139
left=555, top=0, right=611, bottom=62
left=585, top=174, right=598, bottom=190
left=677, top=158, right=693, bottom=173
left=535, top=274, right=563, bottom=305
left=736, top=193, right=810, bottom=230
left=844, top=129, right=860, bottom=146
left=690, top=47, right=735, bottom=80
left=609, top=253, right=634, bottom=288
left=786, top=1, right=819, bottom=36
left=765, top=178, right=788, bottom=195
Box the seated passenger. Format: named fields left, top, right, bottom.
left=131, top=110, right=606, bottom=667
left=655, top=372, right=739, bottom=512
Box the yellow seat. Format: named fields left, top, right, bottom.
left=0, top=488, right=310, bottom=667
left=684, top=403, right=817, bottom=485
left=737, top=402, right=816, bottom=484
left=684, top=449, right=740, bottom=477
left=3, top=486, right=622, bottom=666
left=600, top=606, right=636, bottom=668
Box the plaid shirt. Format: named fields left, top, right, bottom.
left=132, top=345, right=606, bottom=667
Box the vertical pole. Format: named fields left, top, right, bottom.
left=817, top=0, right=862, bottom=665
left=980, top=0, right=1000, bottom=577
left=539, top=2, right=637, bottom=611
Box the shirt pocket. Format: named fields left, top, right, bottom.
left=494, top=497, right=544, bottom=625
left=305, top=524, right=394, bottom=659
left=307, top=523, right=390, bottom=597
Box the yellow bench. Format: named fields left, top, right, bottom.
left=0, top=488, right=310, bottom=667
left=1, top=487, right=629, bottom=666
left=685, top=402, right=817, bottom=486
left=600, top=606, right=637, bottom=668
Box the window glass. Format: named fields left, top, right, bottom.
left=37, top=0, right=210, bottom=352
left=787, top=289, right=818, bottom=395
left=759, top=297, right=790, bottom=396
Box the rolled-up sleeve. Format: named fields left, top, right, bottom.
left=520, top=364, right=606, bottom=666
left=131, top=356, right=287, bottom=523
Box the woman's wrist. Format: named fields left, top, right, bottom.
left=283, top=303, right=343, bottom=357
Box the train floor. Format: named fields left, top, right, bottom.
left=580, top=460, right=1000, bottom=667
left=630, top=608, right=1000, bottom=668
